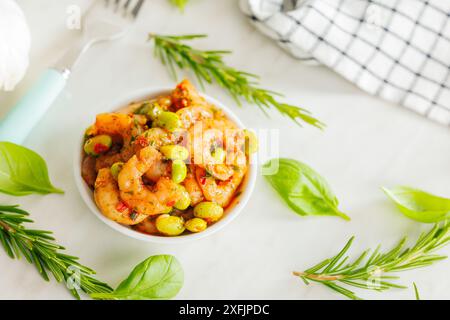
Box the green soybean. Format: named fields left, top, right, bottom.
left=174, top=186, right=191, bottom=210
left=146, top=102, right=164, bottom=120
left=172, top=160, right=187, bottom=184
left=156, top=214, right=185, bottom=236
left=185, top=218, right=207, bottom=233
left=194, top=202, right=224, bottom=223
left=161, top=145, right=189, bottom=160
left=110, top=162, right=124, bottom=180
left=154, top=111, right=181, bottom=132
left=84, top=135, right=112, bottom=157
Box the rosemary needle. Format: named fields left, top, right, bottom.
left=413, top=282, right=420, bottom=300
left=294, top=223, right=450, bottom=300
left=150, top=33, right=324, bottom=129
left=0, top=205, right=112, bottom=299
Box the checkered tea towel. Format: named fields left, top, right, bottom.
left=240, top=0, right=450, bottom=126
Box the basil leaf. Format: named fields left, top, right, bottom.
left=91, top=255, right=184, bottom=300
left=0, top=142, right=63, bottom=196
left=264, top=158, right=350, bottom=221
left=383, top=186, right=450, bottom=223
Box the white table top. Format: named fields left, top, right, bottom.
left=1, top=0, right=449, bottom=300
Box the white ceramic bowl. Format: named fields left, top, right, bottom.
left=74, top=87, right=257, bottom=244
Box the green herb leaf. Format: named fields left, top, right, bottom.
left=383, top=186, right=450, bottom=223
left=264, top=158, right=349, bottom=221
left=91, top=255, right=184, bottom=300
left=0, top=142, right=63, bottom=196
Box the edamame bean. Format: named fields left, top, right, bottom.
left=211, top=147, right=226, bottom=163
left=172, top=159, right=187, bottom=184
left=160, top=206, right=173, bottom=214
left=174, top=185, right=191, bottom=210
left=110, top=162, right=124, bottom=180
left=185, top=218, right=207, bottom=233
left=156, top=214, right=185, bottom=236
left=84, top=135, right=112, bottom=157
left=146, top=102, right=163, bottom=120
left=244, top=129, right=258, bottom=155
left=161, top=145, right=189, bottom=160
left=194, top=202, right=224, bottom=223
left=134, top=102, right=150, bottom=115
left=153, top=111, right=181, bottom=132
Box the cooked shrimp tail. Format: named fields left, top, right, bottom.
left=94, top=168, right=148, bottom=225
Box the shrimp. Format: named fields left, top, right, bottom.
left=134, top=128, right=177, bottom=150
left=188, top=119, right=245, bottom=181
left=94, top=113, right=147, bottom=171
left=134, top=217, right=159, bottom=235
left=132, top=128, right=177, bottom=182
left=177, top=106, right=214, bottom=129
left=182, top=166, right=205, bottom=206
left=94, top=113, right=146, bottom=136
left=118, top=146, right=182, bottom=216
left=94, top=168, right=148, bottom=225
left=171, top=79, right=209, bottom=110
left=205, top=163, right=235, bottom=181
left=82, top=156, right=97, bottom=188
left=142, top=147, right=171, bottom=183
left=195, top=164, right=247, bottom=207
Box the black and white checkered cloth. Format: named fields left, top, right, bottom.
left=240, top=0, right=450, bottom=126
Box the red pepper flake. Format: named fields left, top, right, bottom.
left=116, top=201, right=129, bottom=213
left=200, top=177, right=207, bottom=185
left=94, top=143, right=109, bottom=154
left=166, top=200, right=176, bottom=207
left=135, top=136, right=149, bottom=148
left=173, top=98, right=189, bottom=110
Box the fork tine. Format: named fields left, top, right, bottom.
left=131, top=0, right=145, bottom=18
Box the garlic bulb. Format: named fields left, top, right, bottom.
left=0, top=0, right=31, bottom=91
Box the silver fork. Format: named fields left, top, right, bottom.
left=0, top=0, right=145, bottom=145
left=56, top=0, right=145, bottom=74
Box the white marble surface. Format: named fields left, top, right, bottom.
left=0, top=0, right=449, bottom=300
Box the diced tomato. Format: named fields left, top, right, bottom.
left=94, top=143, right=109, bottom=154
left=116, top=201, right=129, bottom=213
left=173, top=98, right=189, bottom=110
left=166, top=200, right=176, bottom=207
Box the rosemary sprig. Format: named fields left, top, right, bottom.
left=150, top=34, right=324, bottom=129
left=293, top=223, right=450, bottom=300
left=0, top=205, right=112, bottom=299
left=413, top=282, right=420, bottom=300
left=169, top=0, right=189, bottom=11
